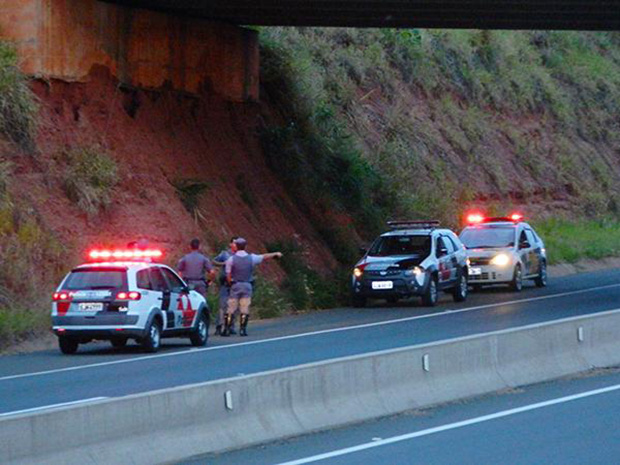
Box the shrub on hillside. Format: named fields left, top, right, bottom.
left=0, top=40, right=37, bottom=152
left=62, top=146, right=119, bottom=216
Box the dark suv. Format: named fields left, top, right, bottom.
left=351, top=221, right=469, bottom=307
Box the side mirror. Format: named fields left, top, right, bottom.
left=438, top=247, right=448, bottom=257
left=182, top=285, right=190, bottom=294
left=519, top=241, right=530, bottom=249
left=359, top=247, right=367, bottom=255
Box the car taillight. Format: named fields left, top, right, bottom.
left=116, top=291, right=141, bottom=301
left=52, top=292, right=72, bottom=301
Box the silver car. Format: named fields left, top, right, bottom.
left=459, top=216, right=547, bottom=291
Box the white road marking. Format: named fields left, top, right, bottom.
left=274, top=384, right=620, bottom=465
left=1, top=282, right=619, bottom=383
left=0, top=397, right=108, bottom=417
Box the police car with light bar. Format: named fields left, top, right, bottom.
left=351, top=221, right=469, bottom=307
left=459, top=214, right=547, bottom=291
left=51, top=248, right=209, bottom=354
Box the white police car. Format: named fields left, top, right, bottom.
left=52, top=248, right=209, bottom=354
left=351, top=221, right=469, bottom=307
left=460, top=214, right=547, bottom=291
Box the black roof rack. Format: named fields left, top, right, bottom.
left=387, top=220, right=440, bottom=230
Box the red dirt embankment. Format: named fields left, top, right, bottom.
left=18, top=65, right=337, bottom=274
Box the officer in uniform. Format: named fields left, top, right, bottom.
left=222, top=238, right=282, bottom=337
left=212, top=237, right=238, bottom=336
left=177, top=238, right=215, bottom=298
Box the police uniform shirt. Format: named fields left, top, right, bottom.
left=224, top=251, right=264, bottom=280
left=214, top=248, right=233, bottom=281
left=178, top=251, right=213, bottom=281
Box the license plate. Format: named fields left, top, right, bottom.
left=469, top=267, right=482, bottom=276
left=78, top=302, right=103, bottom=312
left=372, top=281, right=394, bottom=290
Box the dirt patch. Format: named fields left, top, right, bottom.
left=19, top=65, right=337, bottom=275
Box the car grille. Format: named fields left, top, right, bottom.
left=469, top=272, right=497, bottom=281
left=469, top=258, right=491, bottom=266
left=365, top=269, right=401, bottom=277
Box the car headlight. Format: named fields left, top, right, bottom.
left=404, top=266, right=424, bottom=277
left=353, top=267, right=363, bottom=278
left=490, top=253, right=510, bottom=266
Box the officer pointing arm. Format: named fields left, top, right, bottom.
left=223, top=237, right=282, bottom=337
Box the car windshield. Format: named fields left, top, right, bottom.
left=63, top=269, right=126, bottom=290
left=460, top=227, right=515, bottom=249
left=368, top=235, right=431, bottom=257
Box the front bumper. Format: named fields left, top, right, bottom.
left=468, top=265, right=513, bottom=284
left=352, top=273, right=429, bottom=298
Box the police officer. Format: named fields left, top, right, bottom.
left=177, top=238, right=215, bottom=298
left=212, top=237, right=238, bottom=336
left=222, top=238, right=282, bottom=337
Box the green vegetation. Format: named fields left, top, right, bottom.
left=61, top=145, right=119, bottom=216
left=534, top=218, right=620, bottom=264
left=172, top=178, right=210, bottom=221
left=0, top=160, right=66, bottom=349
left=0, top=40, right=37, bottom=152
left=260, top=29, right=620, bottom=233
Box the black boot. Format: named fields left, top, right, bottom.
left=214, top=325, right=222, bottom=336
left=239, top=314, right=249, bottom=337
left=222, top=314, right=232, bottom=337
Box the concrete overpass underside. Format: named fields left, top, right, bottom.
left=106, top=0, right=620, bottom=30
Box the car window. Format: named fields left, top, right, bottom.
left=460, top=227, right=516, bottom=249
left=442, top=235, right=455, bottom=254
left=368, top=235, right=431, bottom=256
left=525, top=229, right=536, bottom=246
left=160, top=267, right=186, bottom=293
left=148, top=267, right=169, bottom=292
left=136, top=269, right=152, bottom=290
left=436, top=237, right=448, bottom=257
left=63, top=268, right=127, bottom=290
left=519, top=230, right=529, bottom=247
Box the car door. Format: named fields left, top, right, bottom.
left=436, top=236, right=453, bottom=287
left=160, top=267, right=196, bottom=329
left=517, top=229, right=532, bottom=275
left=525, top=228, right=540, bottom=275
left=148, top=266, right=173, bottom=329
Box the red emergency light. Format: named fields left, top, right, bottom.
left=466, top=213, right=485, bottom=224
left=88, top=249, right=163, bottom=261
left=510, top=213, right=523, bottom=221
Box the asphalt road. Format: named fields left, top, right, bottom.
left=193, top=368, right=620, bottom=465
left=2, top=268, right=620, bottom=416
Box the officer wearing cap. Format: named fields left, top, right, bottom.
left=212, top=237, right=238, bottom=336
left=177, top=238, right=215, bottom=298
left=222, top=238, right=282, bottom=337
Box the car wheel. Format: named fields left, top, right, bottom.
left=190, top=312, right=209, bottom=347
left=141, top=319, right=162, bottom=353
left=352, top=295, right=367, bottom=308
left=452, top=272, right=468, bottom=302
left=422, top=275, right=438, bottom=307
left=110, top=337, right=128, bottom=348
left=510, top=265, right=523, bottom=292
left=535, top=261, right=547, bottom=288
left=58, top=336, right=79, bottom=355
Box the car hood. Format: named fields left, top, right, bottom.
left=356, top=254, right=426, bottom=270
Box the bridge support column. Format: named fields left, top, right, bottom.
left=0, top=0, right=259, bottom=102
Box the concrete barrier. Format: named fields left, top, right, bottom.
left=3, top=309, right=620, bottom=465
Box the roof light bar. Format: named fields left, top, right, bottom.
left=387, top=220, right=440, bottom=230
left=466, top=213, right=484, bottom=224
left=88, top=249, right=163, bottom=261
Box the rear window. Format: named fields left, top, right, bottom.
left=369, top=235, right=431, bottom=256
left=63, top=268, right=127, bottom=290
